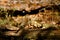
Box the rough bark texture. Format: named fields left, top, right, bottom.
left=0, top=0, right=60, bottom=40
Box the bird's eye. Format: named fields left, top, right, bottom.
left=22, top=11, right=25, bottom=13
